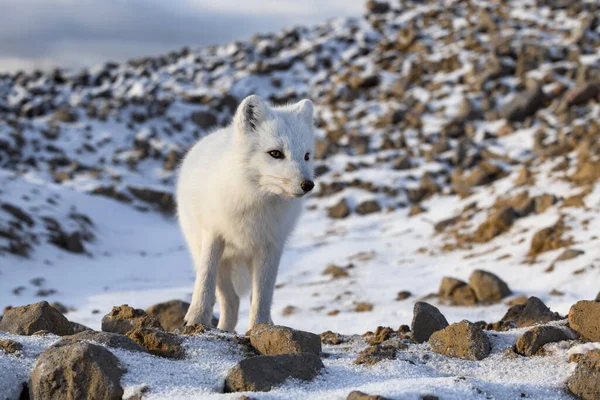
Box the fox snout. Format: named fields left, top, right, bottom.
left=300, top=180, right=314, bottom=193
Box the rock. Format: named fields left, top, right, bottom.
left=224, top=353, right=323, bottom=392
left=438, top=277, right=477, bottom=306
left=356, top=200, right=381, bottom=215
left=528, top=219, right=571, bottom=257
left=56, top=330, right=148, bottom=353
left=569, top=301, right=600, bottom=342
left=396, top=291, right=411, bottom=301
left=179, top=323, right=212, bottom=335
left=248, top=324, right=321, bottom=356
left=323, top=264, right=350, bottom=279
left=52, top=107, right=78, bottom=123
left=365, top=0, right=390, bottom=14
left=596, top=292, right=600, bottom=302
left=320, top=330, right=347, bottom=345
left=127, top=186, right=175, bottom=214
left=500, top=297, right=562, bottom=329
left=146, top=300, right=190, bottom=332
left=567, top=349, right=600, bottom=400
left=355, top=302, right=374, bottom=312
left=126, top=327, right=184, bottom=359
left=566, top=82, right=600, bottom=106
left=70, top=321, right=92, bottom=334
left=101, top=304, right=162, bottom=335
left=347, top=390, right=391, bottom=400
left=191, top=110, right=218, bottom=129
left=469, top=270, right=511, bottom=303
left=555, top=249, right=585, bottom=262
left=30, top=341, right=124, bottom=400
left=328, top=198, right=351, bottom=219
left=355, top=342, right=405, bottom=365
left=472, top=207, right=516, bottom=242
left=501, top=86, right=546, bottom=122
left=392, top=155, right=412, bottom=170
left=0, top=301, right=73, bottom=336
left=515, top=326, right=573, bottom=356
left=0, top=338, right=22, bottom=354
left=429, top=320, right=491, bottom=361
left=411, top=302, right=449, bottom=343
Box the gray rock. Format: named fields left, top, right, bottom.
left=29, top=341, right=124, bottom=400
left=0, top=301, right=73, bottom=336
left=411, top=302, right=449, bottom=343
left=224, top=353, right=323, bottom=392
left=501, top=86, right=545, bottom=122
left=429, top=320, right=490, bottom=361
left=249, top=324, right=321, bottom=356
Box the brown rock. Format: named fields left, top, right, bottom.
left=498, top=297, right=562, bottom=329
left=56, top=330, right=148, bottom=353
left=569, top=301, right=600, bottom=342
left=555, top=249, right=585, bottom=262
left=179, top=323, right=212, bottom=335
left=356, top=200, right=381, bottom=215
left=355, top=302, right=374, bottom=312
left=328, top=198, right=351, bottom=219
left=472, top=207, right=516, bottom=242
left=224, top=353, right=323, bottom=392
left=469, top=270, right=511, bottom=303
left=0, top=301, right=73, bottom=336
left=30, top=341, right=124, bottom=400
left=365, top=0, right=390, bottom=14
left=355, top=342, right=405, bottom=365
left=596, top=292, right=600, bottom=302
left=528, top=219, right=571, bottom=257
left=101, top=305, right=162, bottom=335
left=438, top=277, right=477, bottom=306
left=0, top=338, right=22, bottom=354
left=126, top=327, right=184, bottom=359
left=392, top=156, right=412, bottom=170
left=347, top=390, right=391, bottom=400
left=567, top=349, right=600, bottom=400
left=566, top=82, right=600, bottom=106
left=323, top=265, right=350, bottom=279
left=515, top=326, right=574, bottom=356
left=320, top=331, right=347, bottom=345
left=396, top=291, right=411, bottom=301
left=429, top=320, right=491, bottom=361
left=248, top=324, right=321, bottom=356
left=146, top=300, right=190, bottom=332
left=411, top=302, right=449, bottom=343
left=572, top=161, right=600, bottom=186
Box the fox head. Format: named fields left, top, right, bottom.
left=233, top=95, right=315, bottom=199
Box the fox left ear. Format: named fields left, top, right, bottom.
left=294, top=99, right=314, bottom=124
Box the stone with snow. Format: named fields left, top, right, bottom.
left=515, top=326, right=574, bottom=356
left=224, top=353, right=323, bottom=392
left=249, top=324, right=321, bottom=356
left=29, top=341, right=124, bottom=400
left=567, top=349, right=600, bottom=400
left=126, top=327, right=184, bottom=359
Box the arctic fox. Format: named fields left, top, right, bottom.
left=176, top=95, right=315, bottom=332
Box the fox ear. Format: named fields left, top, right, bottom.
left=294, top=99, right=314, bottom=124
left=234, top=95, right=270, bottom=134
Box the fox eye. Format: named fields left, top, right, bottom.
left=268, top=150, right=284, bottom=159
left=304, top=152, right=310, bottom=161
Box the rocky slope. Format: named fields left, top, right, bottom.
left=1, top=0, right=600, bottom=398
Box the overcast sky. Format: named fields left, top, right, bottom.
left=0, top=0, right=365, bottom=73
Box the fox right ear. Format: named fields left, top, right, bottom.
left=234, top=95, right=270, bottom=134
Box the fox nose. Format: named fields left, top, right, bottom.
left=300, top=180, right=314, bottom=193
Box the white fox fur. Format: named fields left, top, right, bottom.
left=176, top=95, right=315, bottom=332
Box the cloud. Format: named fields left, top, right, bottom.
left=0, top=0, right=365, bottom=73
